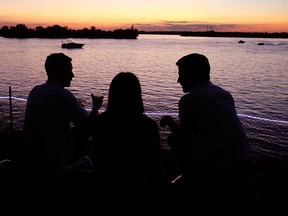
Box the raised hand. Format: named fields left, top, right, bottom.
left=160, top=115, right=178, bottom=132
left=91, top=93, right=104, bottom=115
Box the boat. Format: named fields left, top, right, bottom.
left=238, top=40, right=245, bottom=43
left=61, top=41, right=84, bottom=49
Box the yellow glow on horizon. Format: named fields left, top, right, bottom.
left=0, top=0, right=287, bottom=32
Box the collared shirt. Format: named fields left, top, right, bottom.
left=22, top=78, right=89, bottom=170
left=176, top=81, right=251, bottom=166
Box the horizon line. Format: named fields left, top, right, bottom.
left=1, top=23, right=287, bottom=34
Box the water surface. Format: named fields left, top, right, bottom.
left=0, top=35, right=287, bottom=159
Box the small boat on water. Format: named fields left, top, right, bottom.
left=238, top=40, right=245, bottom=43
left=61, top=41, right=84, bottom=49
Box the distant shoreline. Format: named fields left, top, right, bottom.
left=140, top=31, right=288, bottom=39
left=0, top=24, right=139, bottom=39
left=1, top=23, right=287, bottom=39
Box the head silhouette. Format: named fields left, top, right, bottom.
left=176, top=53, right=210, bottom=92
left=45, top=53, right=74, bottom=87
left=107, top=72, right=144, bottom=115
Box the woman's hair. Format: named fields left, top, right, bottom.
left=107, top=72, right=144, bottom=115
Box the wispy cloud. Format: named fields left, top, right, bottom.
left=134, top=20, right=257, bottom=32
left=0, top=20, right=284, bottom=33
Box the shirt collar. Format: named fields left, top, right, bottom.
left=46, top=78, right=63, bottom=88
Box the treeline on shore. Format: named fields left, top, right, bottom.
left=0, top=24, right=139, bottom=39
left=140, top=30, right=288, bottom=38
left=1, top=24, right=287, bottom=39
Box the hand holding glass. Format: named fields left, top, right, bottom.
left=91, top=93, right=104, bottom=112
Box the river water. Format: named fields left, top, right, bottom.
left=0, top=34, right=287, bottom=160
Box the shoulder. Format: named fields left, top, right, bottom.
left=179, top=91, right=198, bottom=107
left=90, top=112, right=111, bottom=128
left=141, top=114, right=159, bottom=128
left=210, top=82, right=231, bottom=94
left=28, top=84, right=45, bottom=95
left=46, top=79, right=76, bottom=97
left=31, top=83, right=44, bottom=90
left=57, top=88, right=78, bottom=102
left=63, top=88, right=76, bottom=98
left=179, top=82, right=210, bottom=102
left=94, top=112, right=158, bottom=127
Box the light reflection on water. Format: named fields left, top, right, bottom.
left=1, top=35, right=287, bottom=121
left=0, top=35, right=288, bottom=159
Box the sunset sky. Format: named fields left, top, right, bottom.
left=1, top=0, right=287, bottom=32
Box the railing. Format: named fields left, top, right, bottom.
left=0, top=87, right=27, bottom=133
left=1, top=87, right=288, bottom=161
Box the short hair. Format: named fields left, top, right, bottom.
left=107, top=72, right=144, bottom=115
left=45, top=53, right=72, bottom=78
left=176, top=53, right=210, bottom=81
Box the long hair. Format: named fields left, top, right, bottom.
left=107, top=72, right=144, bottom=115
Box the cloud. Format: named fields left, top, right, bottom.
left=0, top=20, right=276, bottom=32
left=134, top=20, right=254, bottom=32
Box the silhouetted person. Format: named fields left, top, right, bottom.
left=89, top=72, right=163, bottom=194
left=160, top=53, right=252, bottom=199
left=16, top=53, right=103, bottom=175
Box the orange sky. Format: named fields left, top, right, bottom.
left=0, top=0, right=287, bottom=32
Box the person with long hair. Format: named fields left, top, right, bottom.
left=89, top=72, right=163, bottom=193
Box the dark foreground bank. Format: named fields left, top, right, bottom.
left=1, top=131, right=288, bottom=201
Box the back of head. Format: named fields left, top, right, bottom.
left=45, top=53, right=72, bottom=80
left=107, top=72, right=144, bottom=115
left=176, top=53, right=210, bottom=84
